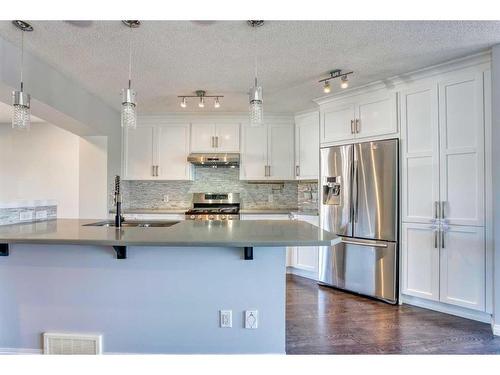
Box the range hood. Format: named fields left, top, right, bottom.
left=187, top=153, right=240, bottom=167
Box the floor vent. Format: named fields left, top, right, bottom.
left=43, top=333, right=102, bottom=355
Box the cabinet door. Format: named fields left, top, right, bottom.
left=157, top=124, right=192, bottom=180
left=356, top=91, right=398, bottom=139
left=295, top=112, right=319, bottom=180
left=438, top=71, right=485, bottom=226
left=440, top=225, right=485, bottom=311
left=123, top=126, right=155, bottom=180
left=400, top=85, right=440, bottom=223
left=240, top=125, right=268, bottom=180
left=268, top=123, right=294, bottom=180
left=215, top=123, right=240, bottom=152
left=321, top=103, right=355, bottom=144
left=191, top=123, right=216, bottom=152
left=401, top=223, right=440, bottom=301
left=292, top=215, right=319, bottom=273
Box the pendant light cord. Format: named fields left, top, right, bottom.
left=128, top=25, right=132, bottom=89
left=20, top=30, right=24, bottom=91
left=253, top=27, right=258, bottom=86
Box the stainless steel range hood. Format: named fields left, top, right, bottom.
left=187, top=153, right=240, bottom=167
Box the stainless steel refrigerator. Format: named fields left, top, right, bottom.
left=318, top=138, right=398, bottom=304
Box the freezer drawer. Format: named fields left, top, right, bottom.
left=318, top=237, right=397, bottom=304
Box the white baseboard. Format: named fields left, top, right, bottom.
left=492, top=323, right=500, bottom=336
left=286, top=266, right=318, bottom=281
left=401, top=294, right=492, bottom=323
left=0, top=347, right=42, bottom=355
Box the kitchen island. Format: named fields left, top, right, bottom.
left=0, top=219, right=338, bottom=354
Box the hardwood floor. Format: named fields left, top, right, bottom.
left=286, top=274, right=500, bottom=354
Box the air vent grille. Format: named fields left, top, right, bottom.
left=43, top=333, right=102, bottom=355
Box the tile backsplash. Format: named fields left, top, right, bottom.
left=0, top=201, right=57, bottom=226
left=298, top=181, right=319, bottom=211
left=122, top=166, right=299, bottom=210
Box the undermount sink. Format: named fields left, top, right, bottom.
left=83, top=220, right=180, bottom=228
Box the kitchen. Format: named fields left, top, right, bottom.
left=1, top=13, right=500, bottom=365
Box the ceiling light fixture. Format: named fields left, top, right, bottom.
left=248, top=20, right=264, bottom=127
left=11, top=20, right=33, bottom=131
left=323, top=81, right=331, bottom=94
left=121, top=20, right=140, bottom=129
left=177, top=90, right=224, bottom=109
left=319, top=70, right=353, bottom=93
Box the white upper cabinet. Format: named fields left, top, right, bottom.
left=157, top=124, right=192, bottom=180
left=190, top=123, right=240, bottom=153
left=438, top=71, right=485, bottom=227
left=320, top=89, right=398, bottom=145
left=401, top=84, right=440, bottom=223
left=240, top=122, right=294, bottom=180
left=123, top=121, right=192, bottom=181
left=215, top=123, right=240, bottom=152
left=268, top=123, right=295, bottom=180
left=321, top=103, right=356, bottom=144
left=123, top=125, right=156, bottom=180
left=191, top=123, right=216, bottom=152
left=356, top=91, right=398, bottom=139
left=295, top=112, right=319, bottom=180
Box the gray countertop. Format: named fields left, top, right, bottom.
left=0, top=219, right=338, bottom=248
left=110, top=208, right=319, bottom=216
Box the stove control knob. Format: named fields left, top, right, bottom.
left=197, top=215, right=203, bottom=220
left=208, top=215, right=214, bottom=220
left=221, top=215, right=226, bottom=220
left=190, top=215, right=195, bottom=220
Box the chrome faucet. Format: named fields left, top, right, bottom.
left=114, top=175, right=124, bottom=227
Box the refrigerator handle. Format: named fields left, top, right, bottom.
left=342, top=239, right=388, bottom=248
left=353, top=160, right=359, bottom=223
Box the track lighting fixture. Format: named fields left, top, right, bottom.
left=319, top=70, right=353, bottom=93
left=178, top=90, right=224, bottom=109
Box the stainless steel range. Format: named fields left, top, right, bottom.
left=185, top=193, right=240, bottom=221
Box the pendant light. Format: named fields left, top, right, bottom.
left=11, top=20, right=33, bottom=131
left=121, top=20, right=140, bottom=129
left=248, top=21, right=264, bottom=127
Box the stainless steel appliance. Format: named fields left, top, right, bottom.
left=185, top=193, right=240, bottom=221
left=318, top=139, right=399, bottom=304
left=187, top=153, right=239, bottom=167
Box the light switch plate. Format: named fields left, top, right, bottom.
left=36, top=210, right=48, bottom=220
left=219, top=310, right=232, bottom=328
left=245, top=310, right=258, bottom=329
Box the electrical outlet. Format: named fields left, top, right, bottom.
left=163, top=195, right=169, bottom=203
left=245, top=310, right=258, bottom=329
left=19, top=211, right=33, bottom=221
left=219, top=310, right=232, bottom=328
left=36, top=210, right=48, bottom=220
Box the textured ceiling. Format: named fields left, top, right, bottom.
left=0, top=20, right=499, bottom=114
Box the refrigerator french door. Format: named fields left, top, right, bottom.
left=319, top=139, right=398, bottom=304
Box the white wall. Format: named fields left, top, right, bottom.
left=491, top=45, right=500, bottom=334
left=79, top=136, right=108, bottom=219
left=0, top=123, right=108, bottom=219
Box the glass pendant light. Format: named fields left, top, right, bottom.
left=121, top=21, right=140, bottom=129
left=248, top=21, right=264, bottom=127
left=11, top=21, right=33, bottom=131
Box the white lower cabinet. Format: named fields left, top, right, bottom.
left=439, top=225, right=485, bottom=311
left=402, top=223, right=485, bottom=312
left=402, top=223, right=440, bottom=301
left=288, top=215, right=320, bottom=279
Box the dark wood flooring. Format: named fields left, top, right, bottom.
left=286, top=274, right=500, bottom=354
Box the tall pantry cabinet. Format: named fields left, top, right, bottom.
left=400, top=63, right=489, bottom=313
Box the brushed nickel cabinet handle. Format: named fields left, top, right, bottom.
left=155, top=165, right=159, bottom=177
left=434, top=229, right=438, bottom=249
left=434, top=201, right=439, bottom=219
left=440, top=201, right=446, bottom=219
left=441, top=229, right=445, bottom=249
left=350, top=119, right=354, bottom=134
left=152, top=165, right=155, bottom=177
left=296, top=165, right=300, bottom=177
left=355, top=119, right=360, bottom=133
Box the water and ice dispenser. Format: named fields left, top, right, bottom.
left=322, top=176, right=341, bottom=205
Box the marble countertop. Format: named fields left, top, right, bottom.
left=0, top=219, right=338, bottom=248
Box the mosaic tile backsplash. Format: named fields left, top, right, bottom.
left=122, top=166, right=300, bottom=210
left=298, top=181, right=319, bottom=211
